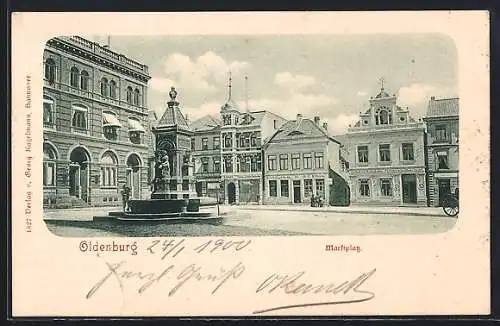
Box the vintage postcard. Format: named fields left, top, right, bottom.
left=11, top=11, right=490, bottom=317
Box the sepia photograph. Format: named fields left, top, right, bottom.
left=11, top=11, right=489, bottom=317
left=42, top=34, right=460, bottom=237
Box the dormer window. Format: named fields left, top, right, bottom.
left=375, top=107, right=392, bottom=125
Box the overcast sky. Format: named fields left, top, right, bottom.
left=90, top=34, right=457, bottom=135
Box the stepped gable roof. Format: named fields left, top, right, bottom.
left=426, top=97, right=459, bottom=118
left=189, top=115, right=221, bottom=132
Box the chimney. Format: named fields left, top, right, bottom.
left=314, top=116, right=320, bottom=125
left=322, top=122, right=328, bottom=131
left=296, top=113, right=302, bottom=121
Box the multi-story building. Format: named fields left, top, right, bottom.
left=263, top=114, right=350, bottom=206
left=189, top=77, right=287, bottom=204
left=345, top=85, right=427, bottom=206
left=42, top=36, right=153, bottom=208
left=190, top=115, right=222, bottom=200
left=422, top=97, right=459, bottom=206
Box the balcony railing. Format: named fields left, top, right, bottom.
left=56, top=36, right=149, bottom=75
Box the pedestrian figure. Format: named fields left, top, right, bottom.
left=121, top=184, right=131, bottom=212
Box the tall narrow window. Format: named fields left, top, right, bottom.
left=268, top=155, right=277, bottom=171
left=100, top=77, right=109, bottom=97
left=269, top=180, right=277, bottom=197
left=357, top=146, right=369, bottom=163
left=43, top=144, right=57, bottom=187
left=224, top=156, right=233, bottom=173
left=133, top=88, right=141, bottom=106
left=380, top=179, right=392, bottom=196
left=80, top=70, right=89, bottom=91
left=437, top=151, right=449, bottom=170
left=359, top=179, right=370, bottom=197
left=291, top=153, right=300, bottom=170
left=279, top=154, right=289, bottom=170
left=316, top=179, right=325, bottom=197
left=304, top=179, right=313, bottom=197
left=213, top=137, right=220, bottom=150
left=435, top=125, right=448, bottom=142
left=126, top=86, right=133, bottom=104
left=379, top=144, right=391, bottom=162
left=303, top=153, right=312, bottom=169
left=100, top=151, right=118, bottom=187
left=43, top=96, right=55, bottom=128
left=402, top=143, right=414, bottom=161
left=214, top=158, right=221, bottom=173
left=315, top=152, right=324, bottom=168
left=202, top=138, right=208, bottom=150
left=71, top=104, right=88, bottom=133
left=109, top=80, right=117, bottom=99
left=201, top=158, right=209, bottom=173
left=44, top=58, right=56, bottom=84
left=70, top=67, right=79, bottom=88
left=280, top=180, right=289, bottom=197
left=191, top=138, right=196, bottom=150
left=251, top=134, right=257, bottom=147
left=376, top=107, right=392, bottom=125
left=224, top=133, right=232, bottom=148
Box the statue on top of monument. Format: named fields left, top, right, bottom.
left=169, top=87, right=178, bottom=101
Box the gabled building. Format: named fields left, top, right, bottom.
left=346, top=85, right=427, bottom=206
left=263, top=114, right=350, bottom=206
left=42, top=36, right=153, bottom=208
left=189, top=75, right=287, bottom=204
left=422, top=97, right=459, bottom=206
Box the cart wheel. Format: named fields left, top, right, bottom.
left=443, top=206, right=459, bottom=217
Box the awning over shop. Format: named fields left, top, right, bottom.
left=102, top=112, right=122, bottom=128
left=128, top=118, right=146, bottom=133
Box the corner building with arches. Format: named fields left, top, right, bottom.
left=42, top=36, right=154, bottom=208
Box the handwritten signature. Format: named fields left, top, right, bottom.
left=253, top=268, right=376, bottom=314
left=86, top=260, right=245, bottom=299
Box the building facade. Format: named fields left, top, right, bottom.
left=263, top=114, right=349, bottom=206
left=190, top=115, right=223, bottom=201
left=346, top=86, right=427, bottom=206
left=42, top=36, right=153, bottom=208
left=189, top=78, right=287, bottom=204
left=423, top=97, right=459, bottom=207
